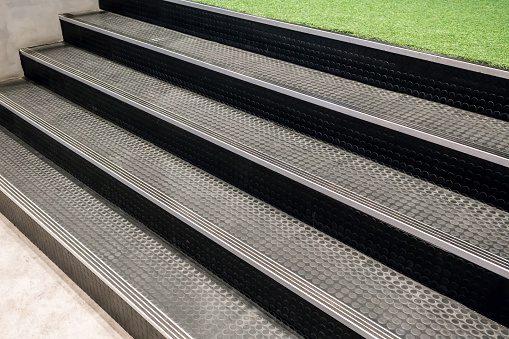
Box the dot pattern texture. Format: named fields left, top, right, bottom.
left=29, top=43, right=509, bottom=264
left=0, top=127, right=297, bottom=339
left=72, top=11, right=509, bottom=159
left=1, top=79, right=508, bottom=338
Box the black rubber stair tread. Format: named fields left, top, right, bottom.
left=0, top=122, right=296, bottom=339
left=59, top=11, right=509, bottom=168
left=19, top=43, right=509, bottom=280
left=0, top=78, right=508, bottom=339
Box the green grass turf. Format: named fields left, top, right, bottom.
left=194, top=0, right=509, bottom=69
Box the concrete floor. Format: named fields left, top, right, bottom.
left=0, top=213, right=132, bottom=339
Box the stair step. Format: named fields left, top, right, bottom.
left=59, top=11, right=509, bottom=169
left=57, top=10, right=509, bottom=215
left=18, top=43, right=509, bottom=279
left=0, top=123, right=297, bottom=339
left=19, top=42, right=509, bottom=324
left=1, top=78, right=507, bottom=338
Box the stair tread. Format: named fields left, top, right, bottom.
left=0, top=121, right=297, bottom=338
left=63, top=10, right=509, bottom=167
left=22, top=43, right=509, bottom=277
left=1, top=78, right=507, bottom=338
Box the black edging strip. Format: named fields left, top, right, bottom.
left=8, top=67, right=362, bottom=339
left=20, top=47, right=509, bottom=326
left=99, top=0, right=509, bottom=122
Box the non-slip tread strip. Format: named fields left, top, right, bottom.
left=19, top=44, right=509, bottom=278
left=0, top=79, right=507, bottom=338
left=61, top=11, right=509, bottom=167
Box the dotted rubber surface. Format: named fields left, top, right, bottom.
left=59, top=17, right=509, bottom=215
left=28, top=43, right=509, bottom=263
left=1, top=79, right=508, bottom=338
left=0, top=126, right=296, bottom=339
left=71, top=11, right=509, bottom=160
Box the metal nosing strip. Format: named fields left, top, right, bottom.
left=58, top=14, right=509, bottom=169
left=0, top=89, right=396, bottom=339
left=0, top=174, right=192, bottom=339
left=19, top=48, right=509, bottom=280
left=163, top=0, right=509, bottom=80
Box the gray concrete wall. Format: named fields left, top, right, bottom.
left=0, top=0, right=99, bottom=81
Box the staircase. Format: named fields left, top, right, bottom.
left=1, top=0, right=508, bottom=337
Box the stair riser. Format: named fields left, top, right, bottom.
left=0, top=165, right=165, bottom=339
left=0, top=93, right=360, bottom=339
left=99, top=0, right=509, bottom=122
left=19, top=52, right=509, bottom=326
left=61, top=21, right=509, bottom=213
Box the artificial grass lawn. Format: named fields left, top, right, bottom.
left=194, top=0, right=509, bottom=69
